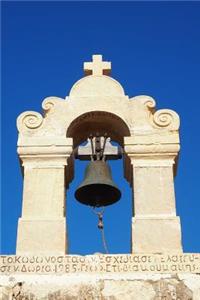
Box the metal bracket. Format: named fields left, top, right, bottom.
left=74, top=136, right=122, bottom=161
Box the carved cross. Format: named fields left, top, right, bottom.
left=84, top=55, right=111, bottom=76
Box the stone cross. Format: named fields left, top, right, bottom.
left=84, top=55, right=111, bottom=76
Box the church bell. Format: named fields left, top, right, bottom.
left=75, top=160, right=121, bottom=207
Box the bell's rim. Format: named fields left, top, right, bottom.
left=75, top=183, right=121, bottom=207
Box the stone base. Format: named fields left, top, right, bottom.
left=132, top=216, right=183, bottom=253
left=1, top=254, right=200, bottom=299
left=16, top=218, right=67, bottom=255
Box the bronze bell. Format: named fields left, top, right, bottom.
left=75, top=160, right=121, bottom=207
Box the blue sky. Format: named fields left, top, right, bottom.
left=1, top=2, right=200, bottom=255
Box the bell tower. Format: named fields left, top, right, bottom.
left=16, top=55, right=182, bottom=254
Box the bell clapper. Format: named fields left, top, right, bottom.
left=97, top=213, right=103, bottom=229
left=92, top=206, right=109, bottom=254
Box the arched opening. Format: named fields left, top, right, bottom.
left=66, top=111, right=130, bottom=148
left=66, top=111, right=132, bottom=254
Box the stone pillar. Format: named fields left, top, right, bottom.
left=124, top=135, right=183, bottom=253
left=16, top=141, right=73, bottom=255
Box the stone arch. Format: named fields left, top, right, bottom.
left=66, top=111, right=131, bottom=148
left=66, top=110, right=132, bottom=211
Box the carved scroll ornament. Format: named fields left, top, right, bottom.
left=152, top=109, right=180, bottom=130
left=129, top=96, right=180, bottom=131
left=132, top=95, right=156, bottom=112
left=42, top=97, right=64, bottom=115
left=17, top=111, right=44, bottom=132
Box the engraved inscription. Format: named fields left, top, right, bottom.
left=0, top=254, right=199, bottom=275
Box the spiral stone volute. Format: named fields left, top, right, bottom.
left=131, top=95, right=156, bottom=112
left=152, top=109, right=180, bottom=130
left=17, top=111, right=44, bottom=132
left=42, top=97, right=65, bottom=115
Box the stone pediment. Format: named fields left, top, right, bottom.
left=17, top=54, right=180, bottom=146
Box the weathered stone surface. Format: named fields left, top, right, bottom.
left=102, top=280, right=156, bottom=300
left=1, top=273, right=200, bottom=299
left=132, top=217, right=182, bottom=253
left=17, top=218, right=67, bottom=255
